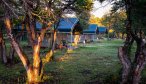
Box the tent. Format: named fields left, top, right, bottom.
left=82, top=24, right=98, bottom=42
left=56, top=18, right=82, bottom=44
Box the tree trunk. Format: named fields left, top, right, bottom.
left=44, top=30, right=57, bottom=62
left=0, top=27, right=8, bottom=64
left=122, top=32, right=125, bottom=39
left=2, top=41, right=8, bottom=64
left=5, top=17, right=44, bottom=83
left=25, top=15, right=36, bottom=49
left=4, top=6, right=57, bottom=84
left=118, top=34, right=134, bottom=84
left=26, top=65, right=42, bottom=83
left=118, top=0, right=134, bottom=83
left=32, top=40, right=42, bottom=83
left=52, top=30, right=57, bottom=52
left=26, top=23, right=35, bottom=48
left=131, top=41, right=146, bottom=84
left=118, top=47, right=131, bottom=84
left=9, top=45, right=15, bottom=63
left=116, top=32, right=119, bottom=39
left=119, top=37, right=146, bottom=84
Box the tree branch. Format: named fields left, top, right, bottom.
left=4, top=16, right=30, bottom=70
left=2, top=0, right=18, bottom=18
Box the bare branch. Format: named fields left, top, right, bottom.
left=2, top=0, right=18, bottom=18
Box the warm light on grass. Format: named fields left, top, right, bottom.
left=67, top=48, right=73, bottom=53
left=1, top=39, right=136, bottom=83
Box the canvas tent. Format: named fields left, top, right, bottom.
left=82, top=24, right=98, bottom=42
left=13, top=18, right=82, bottom=48
left=13, top=22, right=53, bottom=48
left=97, top=26, right=108, bottom=34
left=56, top=18, right=82, bottom=45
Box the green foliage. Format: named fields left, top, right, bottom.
left=75, top=0, right=93, bottom=11
left=112, top=0, right=146, bottom=36
left=0, top=6, right=4, bottom=17
left=89, top=15, right=103, bottom=26
left=75, top=0, right=93, bottom=29
left=131, top=0, right=146, bottom=35
left=101, top=10, right=126, bottom=34
left=77, top=11, right=90, bottom=29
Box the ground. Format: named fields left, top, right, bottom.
left=1, top=39, right=146, bottom=84
left=44, top=39, right=123, bottom=84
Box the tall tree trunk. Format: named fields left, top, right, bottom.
left=131, top=40, right=146, bottom=84
left=4, top=16, right=37, bottom=83
left=40, top=30, right=57, bottom=80
left=32, top=36, right=42, bottom=83
left=118, top=36, right=134, bottom=84
left=118, top=0, right=133, bottom=83
left=116, top=32, right=119, bottom=39
left=26, top=65, right=42, bottom=83
left=119, top=31, right=146, bottom=84
left=26, top=23, right=35, bottom=48
left=5, top=16, right=44, bottom=83
left=122, top=32, right=125, bottom=39
left=52, top=30, right=57, bottom=53
left=2, top=42, right=7, bottom=64
left=0, top=27, right=8, bottom=64
left=43, top=30, right=57, bottom=63
left=124, top=0, right=146, bottom=83
left=25, top=15, right=36, bottom=48
left=118, top=47, right=131, bottom=84
left=9, top=45, right=15, bottom=63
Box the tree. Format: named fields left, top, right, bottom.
left=1, top=0, right=93, bottom=83
left=75, top=0, right=93, bottom=29
left=96, top=0, right=146, bottom=83
left=67, top=0, right=93, bottom=48
left=114, top=0, right=146, bottom=84
left=89, top=15, right=103, bottom=26
left=101, top=10, right=126, bottom=38
left=0, top=23, right=8, bottom=64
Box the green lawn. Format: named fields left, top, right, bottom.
left=0, top=39, right=130, bottom=83
left=44, top=39, right=124, bottom=84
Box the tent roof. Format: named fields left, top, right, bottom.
left=14, top=18, right=79, bottom=32
left=14, top=22, right=43, bottom=30
left=83, top=24, right=98, bottom=34
left=57, top=18, right=79, bottom=32
left=98, top=26, right=107, bottom=33
left=36, top=22, right=42, bottom=29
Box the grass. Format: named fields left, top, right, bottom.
left=44, top=39, right=124, bottom=84
left=0, top=39, right=125, bottom=83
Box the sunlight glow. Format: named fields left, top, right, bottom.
left=74, top=35, right=80, bottom=47
left=91, top=1, right=112, bottom=18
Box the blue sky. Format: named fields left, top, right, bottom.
left=91, top=1, right=113, bottom=18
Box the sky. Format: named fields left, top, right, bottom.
left=90, top=1, right=113, bottom=18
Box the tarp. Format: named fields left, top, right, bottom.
left=57, top=18, right=79, bottom=32
left=98, top=26, right=107, bottom=33
left=83, top=24, right=98, bottom=34
left=14, top=18, right=79, bottom=33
